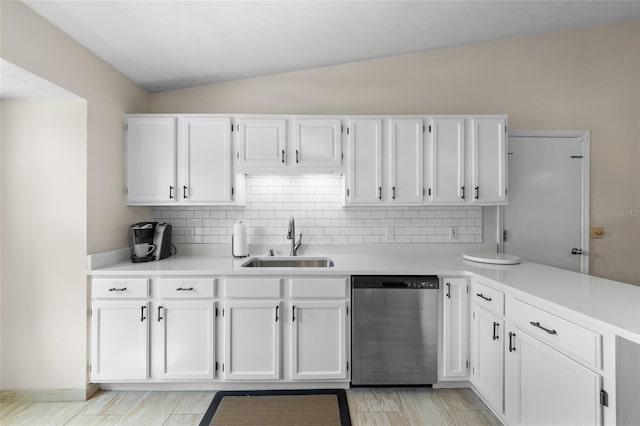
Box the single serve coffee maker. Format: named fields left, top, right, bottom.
left=130, top=221, right=173, bottom=263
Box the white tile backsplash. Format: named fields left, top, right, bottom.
left=152, top=176, right=483, bottom=244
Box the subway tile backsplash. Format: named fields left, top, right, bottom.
left=152, top=176, right=483, bottom=245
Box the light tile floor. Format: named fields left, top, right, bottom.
left=0, top=388, right=502, bottom=425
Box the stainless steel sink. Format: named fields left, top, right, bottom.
left=241, top=257, right=334, bottom=268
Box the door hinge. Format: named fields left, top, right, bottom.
left=90, top=308, right=92, bottom=317
left=472, top=367, right=475, bottom=375
left=423, top=124, right=426, bottom=132
left=222, top=363, right=225, bottom=372
left=466, top=285, right=469, bottom=293
left=341, top=124, right=344, bottom=133
left=125, top=187, right=128, bottom=195
left=341, top=152, right=344, bottom=160
left=89, top=364, right=92, bottom=372
left=347, top=362, right=349, bottom=371
left=125, top=123, right=128, bottom=132
left=503, top=230, right=508, bottom=242
left=473, top=311, right=476, bottom=319
left=346, top=188, right=350, bottom=197
left=600, top=389, right=609, bottom=407
left=346, top=306, right=349, bottom=315
left=236, top=152, right=240, bottom=159
left=505, top=125, right=508, bottom=133
left=231, top=187, right=234, bottom=196
left=466, top=360, right=469, bottom=369
left=222, top=308, right=225, bottom=317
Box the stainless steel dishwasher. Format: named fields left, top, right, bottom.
left=351, top=275, right=439, bottom=386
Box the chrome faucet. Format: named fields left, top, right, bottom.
left=287, top=216, right=302, bottom=256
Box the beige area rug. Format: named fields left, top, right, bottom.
left=199, top=390, right=351, bottom=426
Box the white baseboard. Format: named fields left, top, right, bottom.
left=0, top=383, right=100, bottom=402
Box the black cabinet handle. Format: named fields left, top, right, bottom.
left=292, top=305, right=296, bottom=322
left=461, top=186, right=465, bottom=199
left=508, top=331, right=516, bottom=352
left=474, top=186, right=479, bottom=199
left=275, top=305, right=279, bottom=322
left=446, top=283, right=451, bottom=299
left=378, top=186, right=382, bottom=200
left=157, top=306, right=164, bottom=322
left=176, top=287, right=194, bottom=291
left=492, top=321, right=499, bottom=340
left=281, top=150, right=285, bottom=163
left=530, top=321, right=557, bottom=335
left=392, top=187, right=396, bottom=200
left=140, top=306, right=147, bottom=322
left=183, top=185, right=188, bottom=199
left=108, top=287, right=127, bottom=292
left=169, top=185, right=174, bottom=199
left=476, top=293, right=492, bottom=302
left=296, top=150, right=299, bottom=163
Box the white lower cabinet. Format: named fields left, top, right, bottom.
left=91, top=301, right=150, bottom=381
left=440, top=277, right=469, bottom=380
left=223, top=300, right=282, bottom=380
left=290, top=301, right=348, bottom=380
left=504, top=328, right=602, bottom=426
left=470, top=305, right=504, bottom=414
left=155, top=301, right=216, bottom=380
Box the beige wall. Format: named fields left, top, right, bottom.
left=1, top=99, right=88, bottom=389
left=151, top=19, right=640, bottom=285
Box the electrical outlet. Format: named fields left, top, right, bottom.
left=449, top=227, right=459, bottom=240
left=385, top=226, right=395, bottom=241
left=590, top=227, right=604, bottom=239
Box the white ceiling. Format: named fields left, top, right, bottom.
left=22, top=0, right=640, bottom=93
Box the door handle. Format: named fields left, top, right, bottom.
left=492, top=322, right=500, bottom=340
left=476, top=293, right=492, bottom=302
left=157, top=306, right=164, bottom=322
left=446, top=282, right=451, bottom=299
left=183, top=185, right=188, bottom=199
left=292, top=305, right=296, bottom=322
left=571, top=248, right=584, bottom=255
left=140, top=305, right=147, bottom=322
left=474, top=186, right=479, bottom=200
left=275, top=305, right=279, bottom=322
left=296, top=150, right=299, bottom=163
left=169, top=185, right=174, bottom=199
left=378, top=186, right=382, bottom=200
left=508, top=332, right=516, bottom=352
left=460, top=186, right=465, bottom=199
left=281, top=150, right=285, bottom=163
left=392, top=187, right=396, bottom=200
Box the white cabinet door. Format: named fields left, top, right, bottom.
left=441, top=278, right=469, bottom=380
left=223, top=300, right=281, bottom=380
left=389, top=119, right=424, bottom=204
left=290, top=301, right=348, bottom=380
left=471, top=118, right=507, bottom=204
left=156, top=301, right=216, bottom=380
left=126, top=117, right=177, bottom=204
left=471, top=306, right=504, bottom=413
left=346, top=118, right=382, bottom=204
left=90, top=301, right=149, bottom=381
left=505, top=329, right=602, bottom=426
left=293, top=119, right=342, bottom=167
left=427, top=118, right=465, bottom=203
left=181, top=117, right=232, bottom=203
left=237, top=119, right=286, bottom=167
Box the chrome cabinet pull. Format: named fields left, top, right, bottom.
left=176, top=287, right=194, bottom=291
left=508, top=332, right=516, bottom=352
left=108, top=287, right=127, bottom=292
left=530, top=321, right=557, bottom=335
left=140, top=306, right=147, bottom=322
left=476, top=293, right=492, bottom=302
left=157, top=306, right=164, bottom=322
left=292, top=305, right=296, bottom=322
left=275, top=305, right=279, bottom=322
left=446, top=283, right=451, bottom=299
left=492, top=321, right=500, bottom=340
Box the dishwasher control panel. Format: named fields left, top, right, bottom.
left=352, top=275, right=440, bottom=289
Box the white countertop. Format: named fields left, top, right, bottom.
left=89, top=244, right=640, bottom=343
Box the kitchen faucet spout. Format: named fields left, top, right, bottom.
left=287, top=216, right=302, bottom=256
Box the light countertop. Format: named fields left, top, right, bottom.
left=89, top=244, right=640, bottom=343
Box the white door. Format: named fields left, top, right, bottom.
left=237, top=119, right=286, bottom=166
left=504, top=329, right=602, bottom=426
left=290, top=301, right=348, bottom=380
left=346, top=118, right=382, bottom=204
left=504, top=132, right=588, bottom=272
left=156, top=301, right=215, bottom=380
left=470, top=306, right=504, bottom=413
left=223, top=301, right=281, bottom=380
left=293, top=119, right=342, bottom=167
left=427, top=118, right=465, bottom=203
left=389, top=119, right=424, bottom=204
left=471, top=118, right=507, bottom=204
left=441, top=278, right=469, bottom=380
left=90, top=301, right=149, bottom=381
left=126, top=117, right=177, bottom=204
left=181, top=117, right=232, bottom=203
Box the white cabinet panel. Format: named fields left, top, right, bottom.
left=91, top=301, right=149, bottom=381
left=427, top=118, right=465, bottom=203
left=291, top=301, right=348, bottom=380
left=293, top=119, right=341, bottom=167
left=157, top=301, right=215, bottom=380
left=389, top=119, right=424, bottom=203
left=126, top=117, right=177, bottom=204
left=441, top=278, right=469, bottom=380
left=471, top=118, right=507, bottom=204
left=223, top=301, right=281, bottom=380
left=505, top=329, right=602, bottom=426
left=346, top=118, right=382, bottom=204
left=471, top=306, right=504, bottom=413
left=181, top=117, right=232, bottom=203
left=238, top=119, right=286, bottom=166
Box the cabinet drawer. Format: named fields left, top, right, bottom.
left=290, top=278, right=348, bottom=298
left=511, top=298, right=602, bottom=370
left=158, top=278, right=216, bottom=298
left=92, top=278, right=149, bottom=299
left=471, top=281, right=504, bottom=316
left=225, top=278, right=282, bottom=298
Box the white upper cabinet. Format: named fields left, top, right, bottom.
left=293, top=119, right=342, bottom=167
left=237, top=119, right=286, bottom=167
left=346, top=118, right=383, bottom=204
left=180, top=117, right=233, bottom=203
left=426, top=117, right=466, bottom=204
left=389, top=119, right=424, bottom=204
left=126, top=116, right=177, bottom=204
left=471, top=118, right=507, bottom=204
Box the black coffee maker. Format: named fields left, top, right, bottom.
left=130, top=222, right=173, bottom=263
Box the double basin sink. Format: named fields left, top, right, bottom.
left=241, top=257, right=334, bottom=268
